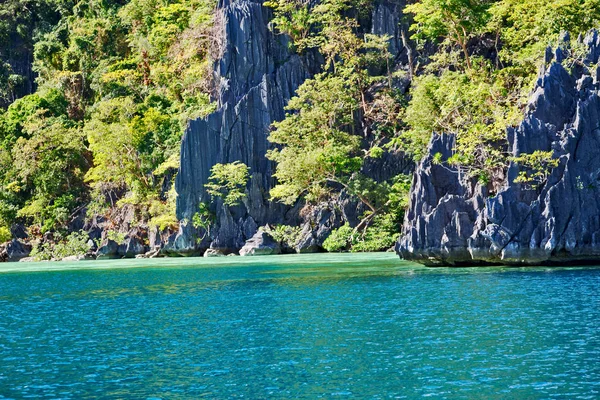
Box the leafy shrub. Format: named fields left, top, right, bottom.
left=510, top=150, right=559, bottom=189
left=323, top=223, right=353, bottom=252
left=0, top=225, right=11, bottom=243
left=29, top=242, right=52, bottom=261
left=192, top=202, right=215, bottom=242
left=53, top=231, right=92, bottom=258
left=192, top=202, right=214, bottom=231
left=204, top=161, right=250, bottom=206
left=269, top=225, right=302, bottom=248
left=351, top=213, right=399, bottom=252
left=30, top=230, right=91, bottom=261
left=106, top=230, right=126, bottom=244
left=148, top=186, right=178, bottom=231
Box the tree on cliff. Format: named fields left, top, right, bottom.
left=267, top=0, right=410, bottom=251
left=0, top=0, right=218, bottom=239
left=405, top=0, right=493, bottom=71
left=400, top=0, right=600, bottom=189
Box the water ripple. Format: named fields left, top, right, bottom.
left=0, top=254, right=600, bottom=398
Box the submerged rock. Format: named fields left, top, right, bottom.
left=61, top=255, right=87, bottom=262
left=239, top=230, right=281, bottom=256
left=398, top=32, right=600, bottom=266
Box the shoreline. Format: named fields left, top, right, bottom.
left=0, top=252, right=404, bottom=274
left=2, top=251, right=600, bottom=275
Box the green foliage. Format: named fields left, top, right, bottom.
left=0, top=225, right=11, bottom=243
left=266, top=0, right=372, bottom=62
left=14, top=117, right=87, bottom=194
left=511, top=150, right=559, bottom=188
left=267, top=0, right=412, bottom=252
left=268, top=73, right=361, bottom=205
left=84, top=97, right=147, bottom=189
left=406, top=0, right=493, bottom=70
left=269, top=225, right=302, bottom=248
left=1, top=101, right=88, bottom=231
left=0, top=0, right=218, bottom=236
left=402, top=0, right=600, bottom=192
left=351, top=213, right=399, bottom=252
left=323, top=223, right=354, bottom=252
left=106, top=230, right=126, bottom=244
left=148, top=187, right=178, bottom=231
left=192, top=202, right=214, bottom=231
left=192, top=202, right=214, bottom=242
left=324, top=211, right=404, bottom=253
left=30, top=230, right=91, bottom=261
left=264, top=0, right=314, bottom=48
left=403, top=64, right=521, bottom=185
left=0, top=88, right=69, bottom=150
left=205, top=161, right=250, bottom=207
left=489, top=0, right=600, bottom=69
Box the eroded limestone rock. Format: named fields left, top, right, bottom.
left=398, top=32, right=600, bottom=266
left=239, top=230, right=281, bottom=256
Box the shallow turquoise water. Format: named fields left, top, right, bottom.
left=1, top=253, right=600, bottom=399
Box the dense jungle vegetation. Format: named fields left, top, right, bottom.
left=0, top=0, right=599, bottom=252
left=0, top=0, right=217, bottom=244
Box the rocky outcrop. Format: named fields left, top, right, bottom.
left=172, top=0, right=320, bottom=255
left=398, top=32, right=600, bottom=266
left=371, top=0, right=407, bottom=59
left=96, top=240, right=120, bottom=260
left=118, top=236, right=146, bottom=258
left=0, top=239, right=31, bottom=262
left=239, top=230, right=281, bottom=256
left=173, top=0, right=410, bottom=256
left=204, top=248, right=226, bottom=257
left=295, top=202, right=348, bottom=253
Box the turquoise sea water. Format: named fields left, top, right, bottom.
left=1, top=253, right=600, bottom=399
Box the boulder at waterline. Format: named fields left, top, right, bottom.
left=239, top=231, right=281, bottom=256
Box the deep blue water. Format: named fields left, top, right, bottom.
left=1, top=253, right=600, bottom=399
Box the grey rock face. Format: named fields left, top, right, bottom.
left=371, top=0, right=406, bottom=58
left=239, top=230, right=281, bottom=256
left=296, top=203, right=347, bottom=253
left=10, top=224, right=28, bottom=240
left=3, top=239, right=31, bottom=262
left=96, top=240, right=119, bottom=259
left=173, top=0, right=320, bottom=255
left=173, top=0, right=409, bottom=255
left=118, top=236, right=147, bottom=258
left=398, top=32, right=600, bottom=266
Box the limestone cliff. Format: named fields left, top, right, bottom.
left=172, top=0, right=408, bottom=255
left=398, top=32, right=600, bottom=266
